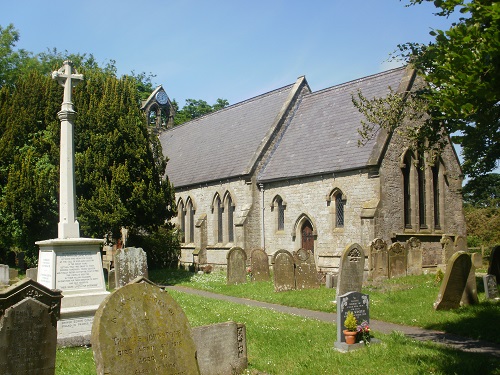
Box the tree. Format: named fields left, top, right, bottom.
left=462, top=173, right=500, bottom=207
left=172, top=98, right=229, bottom=126
left=354, top=0, right=500, bottom=178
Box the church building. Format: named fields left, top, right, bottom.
left=156, top=67, right=466, bottom=273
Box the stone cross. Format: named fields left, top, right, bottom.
left=52, top=60, right=84, bottom=239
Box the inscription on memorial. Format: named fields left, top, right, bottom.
left=336, top=291, right=369, bottom=343
left=37, top=251, right=54, bottom=288
left=56, top=251, right=102, bottom=290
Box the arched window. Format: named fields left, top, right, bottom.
left=328, top=188, right=346, bottom=229
left=402, top=151, right=414, bottom=229
left=214, top=195, right=223, bottom=243
left=226, top=194, right=234, bottom=243
left=186, top=198, right=195, bottom=243
left=272, top=195, right=286, bottom=232
left=178, top=199, right=185, bottom=243
left=418, top=154, right=427, bottom=229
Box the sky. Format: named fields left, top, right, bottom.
left=1, top=0, right=460, bottom=107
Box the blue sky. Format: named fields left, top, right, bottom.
left=1, top=0, right=458, bottom=106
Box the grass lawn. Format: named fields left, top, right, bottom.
left=55, top=268, right=500, bottom=374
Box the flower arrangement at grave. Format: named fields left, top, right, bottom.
left=343, top=311, right=358, bottom=345
left=357, top=320, right=371, bottom=344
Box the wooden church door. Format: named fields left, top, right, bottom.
left=301, top=220, right=314, bottom=253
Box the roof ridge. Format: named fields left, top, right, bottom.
left=162, top=82, right=296, bottom=132
left=307, top=66, right=406, bottom=97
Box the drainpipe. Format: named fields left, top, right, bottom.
left=259, top=183, right=265, bottom=250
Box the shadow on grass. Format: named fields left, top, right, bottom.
left=149, top=267, right=196, bottom=285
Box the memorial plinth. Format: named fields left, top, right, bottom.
left=36, top=237, right=108, bottom=346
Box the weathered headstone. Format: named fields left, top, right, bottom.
left=335, top=291, right=369, bottom=345
left=388, top=242, right=407, bottom=279
left=272, top=249, right=295, bottom=292
left=369, top=238, right=388, bottom=280
left=26, top=267, right=38, bottom=281
left=91, top=280, right=200, bottom=375
left=434, top=251, right=472, bottom=310
left=0, top=264, right=9, bottom=286
left=108, top=269, right=116, bottom=290
left=226, top=247, right=247, bottom=285
left=488, top=245, right=500, bottom=284
left=9, top=268, right=19, bottom=282
left=114, top=247, right=149, bottom=288
left=336, top=243, right=365, bottom=297
left=0, top=278, right=62, bottom=375
left=483, top=274, right=499, bottom=300
left=440, top=234, right=455, bottom=265
left=250, top=248, right=270, bottom=282
left=471, top=252, right=483, bottom=268
left=454, top=235, right=467, bottom=253
left=192, top=321, right=247, bottom=375
left=406, top=237, right=423, bottom=276
left=294, top=248, right=319, bottom=289
left=461, top=260, right=478, bottom=306
left=325, top=273, right=336, bottom=288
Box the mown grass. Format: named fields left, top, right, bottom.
left=149, top=268, right=500, bottom=344
left=57, top=289, right=500, bottom=375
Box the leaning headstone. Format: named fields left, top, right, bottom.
left=0, top=265, right=9, bottom=286
left=461, top=260, right=478, bottom=306
left=26, top=267, right=38, bottom=281
left=294, top=248, right=319, bottom=290
left=483, top=274, right=499, bottom=300
left=388, top=242, right=407, bottom=279
left=114, top=247, right=149, bottom=288
left=0, top=278, right=62, bottom=375
left=369, top=238, right=388, bottom=280
left=192, top=321, right=247, bottom=375
left=440, top=235, right=455, bottom=265
left=488, top=245, right=500, bottom=284
left=334, top=291, right=370, bottom=351
left=336, top=243, right=365, bottom=297
left=226, top=247, right=247, bottom=285
left=91, top=280, right=200, bottom=375
left=454, top=235, right=467, bottom=253
left=406, top=237, right=423, bottom=276
left=272, top=249, right=296, bottom=292
left=250, top=248, right=270, bottom=282
left=434, top=251, right=472, bottom=310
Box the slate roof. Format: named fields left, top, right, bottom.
left=159, top=83, right=295, bottom=188
left=257, top=67, right=406, bottom=182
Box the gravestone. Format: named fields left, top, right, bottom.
left=406, top=237, right=423, bottom=276
left=250, top=248, right=270, bottom=282
left=114, top=247, right=149, bottom=288
left=0, top=265, right=9, bottom=285
left=9, top=268, right=19, bottom=282
left=434, top=251, right=472, bottom=310
left=192, top=321, right=247, bottom=375
left=26, top=267, right=38, bottom=281
left=325, top=273, right=336, bottom=288
left=108, top=269, right=116, bottom=290
left=91, top=280, right=200, bottom=375
left=226, top=247, right=247, bottom=285
left=461, top=260, right=478, bottom=306
left=440, top=235, right=455, bottom=265
left=16, top=252, right=25, bottom=270
left=388, top=242, right=407, bottom=278
left=454, top=235, right=467, bottom=253
left=471, top=252, right=483, bottom=268
left=483, top=274, right=499, bottom=300
left=488, top=245, right=500, bottom=283
left=273, top=249, right=295, bottom=292
left=294, top=248, right=319, bottom=289
left=0, top=278, right=62, bottom=375
left=369, top=238, right=388, bottom=280
left=335, top=291, right=369, bottom=347
left=336, top=243, right=365, bottom=297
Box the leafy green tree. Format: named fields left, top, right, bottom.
left=173, top=98, right=229, bottom=126
left=354, top=0, right=500, bottom=178
left=462, top=173, right=500, bottom=207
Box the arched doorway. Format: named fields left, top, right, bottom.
left=301, top=220, right=314, bottom=253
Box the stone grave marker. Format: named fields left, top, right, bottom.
left=369, top=238, right=388, bottom=280
left=108, top=269, right=116, bottom=290
left=388, top=242, right=407, bottom=278
left=294, top=248, right=319, bottom=289
left=250, top=248, right=270, bottom=282
left=91, top=280, right=200, bottom=375
left=406, top=237, right=423, bottom=276
left=488, top=245, right=500, bottom=284
left=114, top=247, right=149, bottom=288
left=483, top=274, right=499, bottom=300
left=434, top=251, right=472, bottom=310
left=9, top=268, right=19, bottom=283
left=26, top=267, right=38, bottom=281
left=0, top=278, right=62, bottom=375
left=471, top=252, right=483, bottom=268
left=192, top=321, right=247, bottom=375
left=454, top=235, right=467, bottom=253
left=273, top=249, right=296, bottom=292
left=336, top=243, right=365, bottom=297
left=226, top=247, right=247, bottom=285
left=335, top=291, right=369, bottom=347
left=0, top=264, right=8, bottom=286
left=440, top=235, right=455, bottom=265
